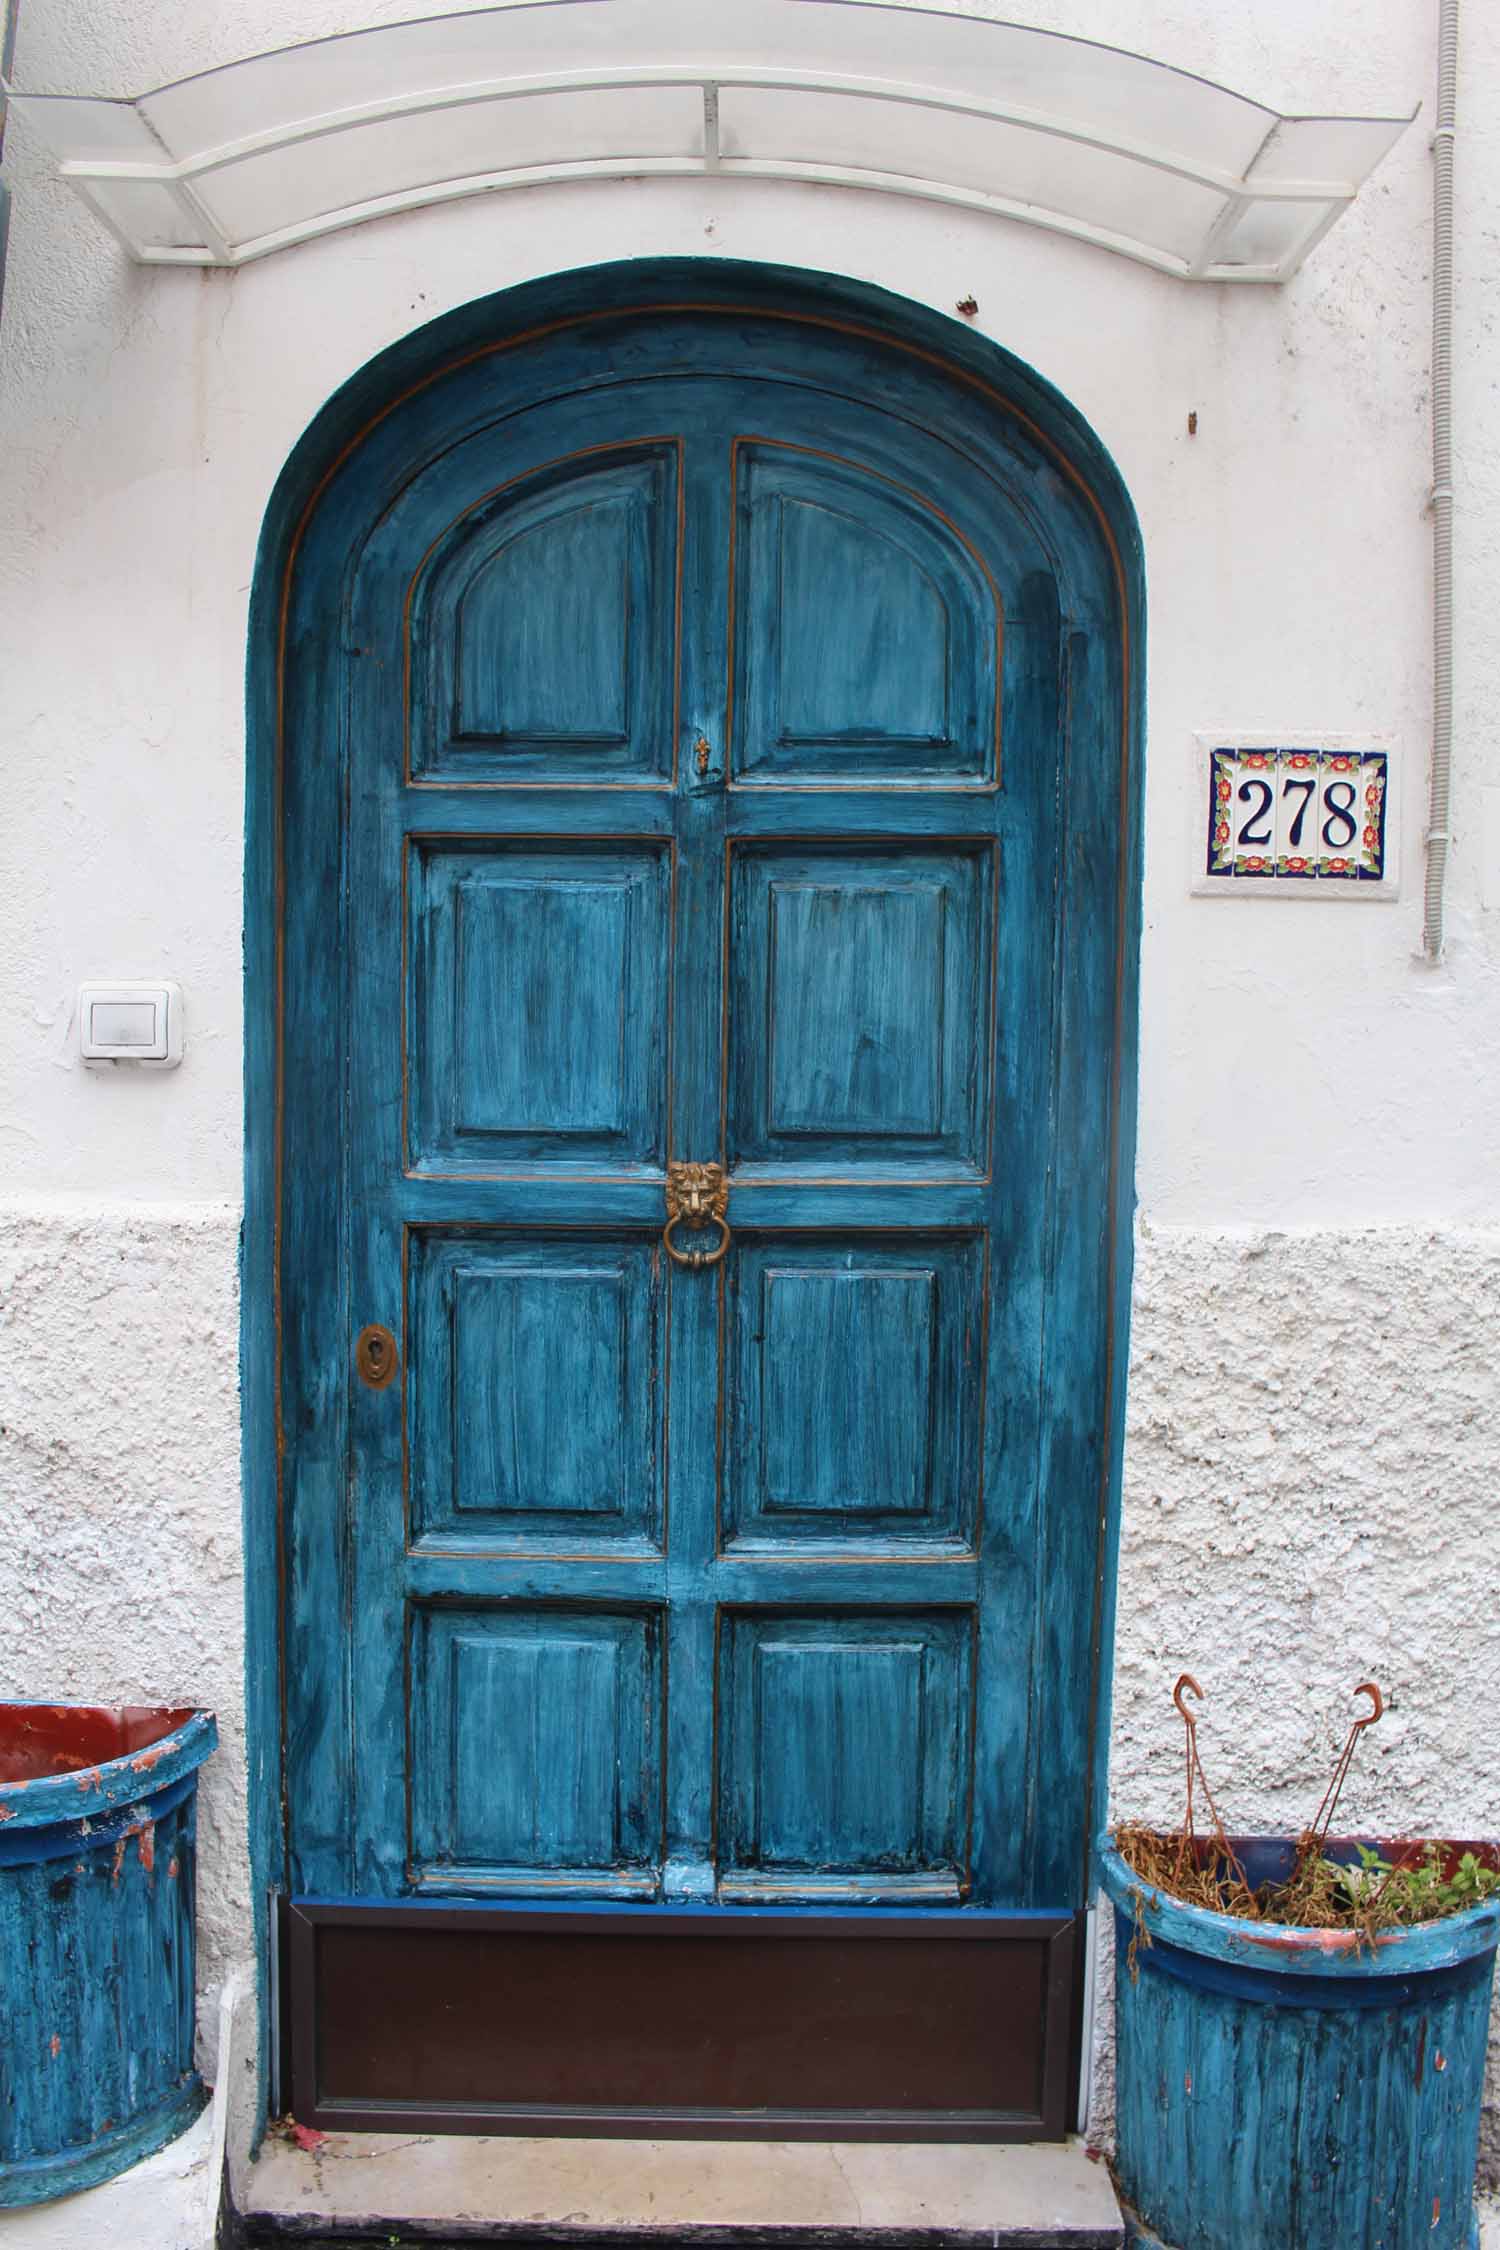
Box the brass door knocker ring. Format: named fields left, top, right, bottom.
left=662, top=1161, right=730, bottom=1269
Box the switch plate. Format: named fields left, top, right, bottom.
left=79, top=982, right=184, bottom=1068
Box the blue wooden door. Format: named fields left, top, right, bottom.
left=277, top=286, right=1130, bottom=2133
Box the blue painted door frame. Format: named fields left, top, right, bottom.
left=244, top=259, right=1143, bottom=2121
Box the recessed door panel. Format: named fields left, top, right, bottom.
left=724, top=1235, right=984, bottom=1549
left=407, top=838, right=671, bottom=1171
left=409, top=1232, right=663, bottom=1549
left=727, top=841, right=995, bottom=1174
left=731, top=441, right=999, bottom=784
left=409, top=1604, right=663, bottom=1894
left=717, top=1610, right=974, bottom=1901
left=410, top=446, right=679, bottom=784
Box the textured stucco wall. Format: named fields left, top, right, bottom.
left=1112, top=1227, right=1500, bottom=1843
left=1097, top=1221, right=1500, bottom=2186
left=0, top=1204, right=249, bottom=2045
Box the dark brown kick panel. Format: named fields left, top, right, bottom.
left=287, top=1904, right=1080, bottom=2140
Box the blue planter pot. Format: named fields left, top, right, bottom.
left=1098, top=1832, right=1500, bottom=2250
left=0, top=1702, right=218, bottom=2208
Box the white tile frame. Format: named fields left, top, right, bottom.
left=1189, top=731, right=1401, bottom=900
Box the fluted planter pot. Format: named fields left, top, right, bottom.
left=1098, top=1833, right=1500, bottom=2250
left=0, top=1702, right=218, bottom=2208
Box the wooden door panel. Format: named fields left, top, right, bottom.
left=408, top=1603, right=664, bottom=1895
left=408, top=1231, right=664, bottom=1550
left=410, top=443, right=680, bottom=785
left=716, top=1609, right=975, bottom=1902
left=406, top=837, right=672, bottom=1172
left=731, top=440, right=999, bottom=784
left=723, top=1233, right=984, bottom=1549
left=726, top=840, right=996, bottom=1174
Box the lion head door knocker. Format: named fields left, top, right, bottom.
left=661, top=1161, right=730, bottom=1269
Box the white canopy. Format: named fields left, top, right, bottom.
left=5, top=0, right=1413, bottom=280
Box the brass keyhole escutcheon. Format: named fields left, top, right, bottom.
left=356, top=1323, right=399, bottom=1389
left=693, top=736, right=712, bottom=776
left=662, top=1161, right=730, bottom=1269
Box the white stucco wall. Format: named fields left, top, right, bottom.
left=1, top=0, right=1497, bottom=2205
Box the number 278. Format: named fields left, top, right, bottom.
left=1235, top=774, right=1358, bottom=851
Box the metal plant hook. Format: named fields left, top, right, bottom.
left=1173, top=1673, right=1205, bottom=1876
left=1309, top=1679, right=1385, bottom=1849
left=1170, top=1672, right=1242, bottom=1885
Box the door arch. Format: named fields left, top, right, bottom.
left=245, top=259, right=1143, bottom=2140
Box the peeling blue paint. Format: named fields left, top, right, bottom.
left=1099, top=1835, right=1499, bottom=2250
left=0, top=1704, right=217, bottom=2209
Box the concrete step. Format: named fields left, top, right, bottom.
left=228, top=2132, right=1123, bottom=2249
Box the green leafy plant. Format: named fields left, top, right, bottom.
left=1327, top=1842, right=1500, bottom=1925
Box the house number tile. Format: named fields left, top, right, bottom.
left=1191, top=736, right=1397, bottom=897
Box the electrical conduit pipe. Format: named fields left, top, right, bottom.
left=1423, top=0, right=1457, bottom=959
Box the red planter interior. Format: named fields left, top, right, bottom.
left=0, top=1703, right=197, bottom=1783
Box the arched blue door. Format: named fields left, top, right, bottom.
left=266, top=268, right=1138, bottom=2140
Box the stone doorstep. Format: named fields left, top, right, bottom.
left=230, top=2132, right=1123, bottom=2248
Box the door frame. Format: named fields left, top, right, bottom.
left=243, top=255, right=1145, bottom=2126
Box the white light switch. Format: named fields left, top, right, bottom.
left=79, top=983, right=183, bottom=1069
left=91, top=999, right=158, bottom=1048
